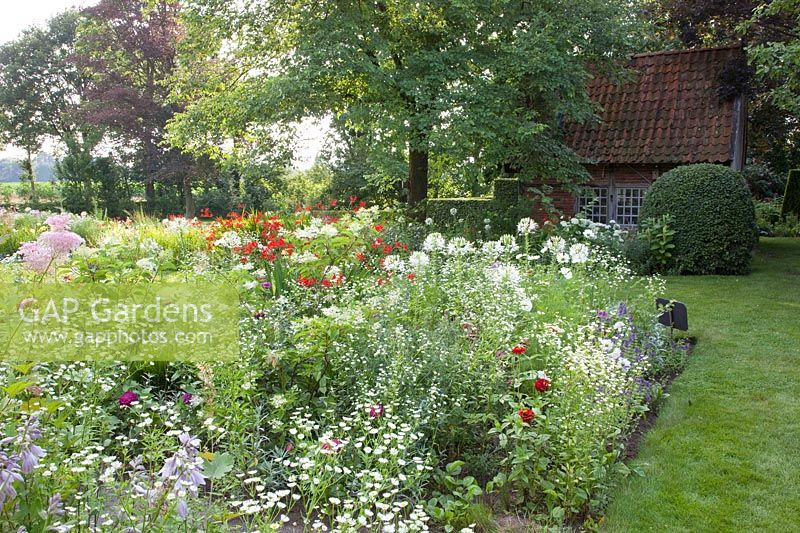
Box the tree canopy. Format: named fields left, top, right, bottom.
left=169, top=0, right=645, bottom=204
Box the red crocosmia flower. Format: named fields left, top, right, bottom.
left=358, top=201, right=366, bottom=208
left=374, top=224, right=384, bottom=232
left=119, top=390, right=139, bottom=407
left=407, top=273, right=416, bottom=282
left=330, top=199, right=338, bottom=207
left=349, top=196, right=358, bottom=204
left=355, top=252, right=366, bottom=262
left=369, top=404, right=384, bottom=418
left=518, top=407, right=535, bottom=424
left=535, top=378, right=551, bottom=392
left=511, top=345, right=526, bottom=355
left=382, top=244, right=393, bottom=255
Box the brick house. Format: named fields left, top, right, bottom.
left=530, top=46, right=747, bottom=228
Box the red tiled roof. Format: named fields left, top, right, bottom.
left=565, top=46, right=744, bottom=165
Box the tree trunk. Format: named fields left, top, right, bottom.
left=24, top=149, right=36, bottom=199
left=143, top=137, right=157, bottom=212
left=407, top=147, right=428, bottom=205
left=183, top=174, right=195, bottom=218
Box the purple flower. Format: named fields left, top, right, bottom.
left=119, top=390, right=139, bottom=407
left=369, top=404, right=384, bottom=418
left=16, top=416, right=44, bottom=474
left=160, top=433, right=207, bottom=520
left=46, top=493, right=64, bottom=517
left=181, top=393, right=193, bottom=405
left=37, top=230, right=84, bottom=256
left=0, top=446, right=23, bottom=507
left=261, top=281, right=272, bottom=289
left=596, top=309, right=610, bottom=320
left=18, top=242, right=53, bottom=273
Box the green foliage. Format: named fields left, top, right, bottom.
left=426, top=461, right=486, bottom=532
left=426, top=178, right=533, bottom=237
left=743, top=163, right=786, bottom=200
left=622, top=235, right=654, bottom=276
left=640, top=214, right=676, bottom=273
left=781, top=169, right=800, bottom=218
left=640, top=164, right=758, bottom=274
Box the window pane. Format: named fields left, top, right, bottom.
left=615, top=187, right=646, bottom=227
left=576, top=187, right=608, bottom=223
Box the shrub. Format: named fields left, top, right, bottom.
left=781, top=169, right=800, bottom=218
left=640, top=164, right=757, bottom=274
left=743, top=163, right=785, bottom=199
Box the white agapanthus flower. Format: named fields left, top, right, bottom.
left=516, top=217, right=539, bottom=235
left=422, top=232, right=446, bottom=252
left=214, top=231, right=242, bottom=249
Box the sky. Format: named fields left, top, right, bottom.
left=0, top=0, right=327, bottom=169
left=1, top=1, right=96, bottom=160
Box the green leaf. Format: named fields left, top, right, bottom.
left=203, top=452, right=235, bottom=479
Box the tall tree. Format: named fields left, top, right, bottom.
left=77, top=0, right=197, bottom=215
left=170, top=0, right=641, bottom=205
left=0, top=10, right=89, bottom=196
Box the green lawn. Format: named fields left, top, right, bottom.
left=602, top=238, right=800, bottom=532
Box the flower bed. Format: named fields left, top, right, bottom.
left=0, top=206, right=687, bottom=532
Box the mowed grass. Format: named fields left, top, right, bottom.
left=602, top=238, right=800, bottom=532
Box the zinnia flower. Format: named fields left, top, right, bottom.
left=119, top=390, right=139, bottom=407
left=535, top=378, right=551, bottom=393
left=511, top=345, right=526, bottom=355
left=518, top=408, right=535, bottom=424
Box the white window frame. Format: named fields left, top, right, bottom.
left=575, top=184, right=648, bottom=228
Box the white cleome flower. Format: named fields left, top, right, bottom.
left=516, top=217, right=539, bottom=235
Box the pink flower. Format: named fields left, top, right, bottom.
left=369, top=404, right=384, bottom=418
left=285, top=441, right=294, bottom=453
left=45, top=214, right=71, bottom=231
left=181, top=393, right=193, bottom=405
left=535, top=378, right=551, bottom=392
left=18, top=241, right=53, bottom=273
left=320, top=438, right=343, bottom=454
left=37, top=230, right=84, bottom=256
left=118, top=390, right=139, bottom=407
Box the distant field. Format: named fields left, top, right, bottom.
left=0, top=181, right=62, bottom=207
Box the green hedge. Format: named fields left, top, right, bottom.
left=640, top=164, right=757, bottom=275
left=426, top=178, right=530, bottom=235
left=781, top=169, right=800, bottom=218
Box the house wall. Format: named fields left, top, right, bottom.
left=523, top=164, right=678, bottom=224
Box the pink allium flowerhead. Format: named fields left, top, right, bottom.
left=118, top=390, right=139, bottom=407
left=368, top=404, right=384, bottom=418
left=37, top=230, right=84, bottom=257
left=45, top=214, right=71, bottom=231
left=18, top=241, right=53, bottom=273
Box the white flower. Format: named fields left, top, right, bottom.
left=319, top=224, right=339, bottom=237
left=583, top=228, right=597, bottom=240
left=446, top=237, right=475, bottom=256
left=516, top=217, right=539, bottom=235
left=135, top=258, right=157, bottom=272
left=408, top=251, right=430, bottom=270
left=214, top=231, right=242, bottom=249
left=383, top=255, right=406, bottom=272
left=560, top=267, right=573, bottom=279
left=422, top=233, right=446, bottom=252
left=569, top=242, right=590, bottom=264
left=487, top=263, right=521, bottom=285
left=424, top=217, right=433, bottom=226
left=449, top=208, right=458, bottom=216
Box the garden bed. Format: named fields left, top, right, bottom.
left=0, top=207, right=689, bottom=532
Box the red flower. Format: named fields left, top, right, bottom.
left=518, top=407, right=535, bottom=424
left=321, top=438, right=344, bottom=454
left=119, top=390, right=139, bottom=407
left=407, top=273, right=416, bottom=282
left=535, top=378, right=551, bottom=392
left=511, top=345, right=526, bottom=355
left=373, top=224, right=384, bottom=232
left=329, top=199, right=338, bottom=207
left=369, top=404, right=384, bottom=418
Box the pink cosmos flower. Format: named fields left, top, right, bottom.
left=118, top=390, right=139, bottom=407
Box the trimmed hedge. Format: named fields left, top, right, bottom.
left=426, top=178, right=530, bottom=235
left=781, top=169, right=800, bottom=218
left=640, top=164, right=757, bottom=275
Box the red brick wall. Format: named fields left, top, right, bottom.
left=523, top=164, right=675, bottom=221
